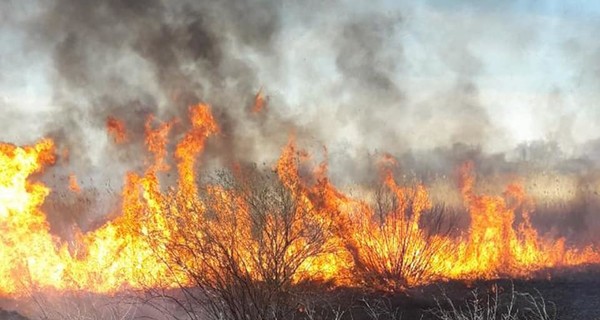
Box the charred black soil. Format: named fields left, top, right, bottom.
left=1, top=269, right=599, bottom=320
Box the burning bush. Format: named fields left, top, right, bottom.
left=344, top=178, right=455, bottom=290
left=140, top=166, right=340, bottom=320
left=1, top=104, right=600, bottom=320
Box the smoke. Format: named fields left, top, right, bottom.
left=3, top=0, right=501, bottom=164
left=0, top=0, right=600, bottom=237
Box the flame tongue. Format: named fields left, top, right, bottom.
left=0, top=139, right=61, bottom=294
left=106, top=116, right=127, bottom=144
left=175, top=104, right=219, bottom=196
left=0, top=105, right=599, bottom=297
left=444, top=163, right=600, bottom=280
left=0, top=105, right=218, bottom=296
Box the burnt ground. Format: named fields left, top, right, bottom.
left=1, top=268, right=599, bottom=320
left=337, top=266, right=600, bottom=320
left=306, top=279, right=599, bottom=320
left=391, top=276, right=600, bottom=320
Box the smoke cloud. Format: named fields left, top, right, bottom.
left=0, top=0, right=600, bottom=238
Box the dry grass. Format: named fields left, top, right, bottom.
left=429, top=284, right=556, bottom=320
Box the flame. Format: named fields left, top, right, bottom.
left=0, top=106, right=599, bottom=298
left=441, top=162, right=600, bottom=280
left=0, top=139, right=59, bottom=294
left=252, top=88, right=266, bottom=114
left=68, top=173, right=80, bottom=193
left=106, top=116, right=127, bottom=144
left=174, top=103, right=219, bottom=196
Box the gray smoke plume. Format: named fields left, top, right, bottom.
left=0, top=0, right=600, bottom=239
left=0, top=1, right=524, bottom=172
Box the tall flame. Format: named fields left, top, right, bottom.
left=106, top=116, right=127, bottom=144
left=0, top=105, right=598, bottom=298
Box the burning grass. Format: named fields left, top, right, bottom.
left=0, top=104, right=599, bottom=319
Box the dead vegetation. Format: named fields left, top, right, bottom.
left=139, top=167, right=338, bottom=320
left=430, top=284, right=556, bottom=320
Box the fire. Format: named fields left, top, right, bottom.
left=174, top=104, right=219, bottom=196
left=68, top=173, right=80, bottom=193
left=443, top=162, right=600, bottom=279
left=106, top=116, right=127, bottom=143
left=0, top=139, right=59, bottom=294
left=0, top=104, right=599, bottom=298
left=251, top=88, right=266, bottom=113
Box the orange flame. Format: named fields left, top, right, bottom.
left=106, top=116, right=127, bottom=144
left=0, top=106, right=599, bottom=298
left=68, top=173, right=81, bottom=193
left=174, top=103, right=219, bottom=196
left=252, top=88, right=266, bottom=114
left=442, top=162, right=600, bottom=280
